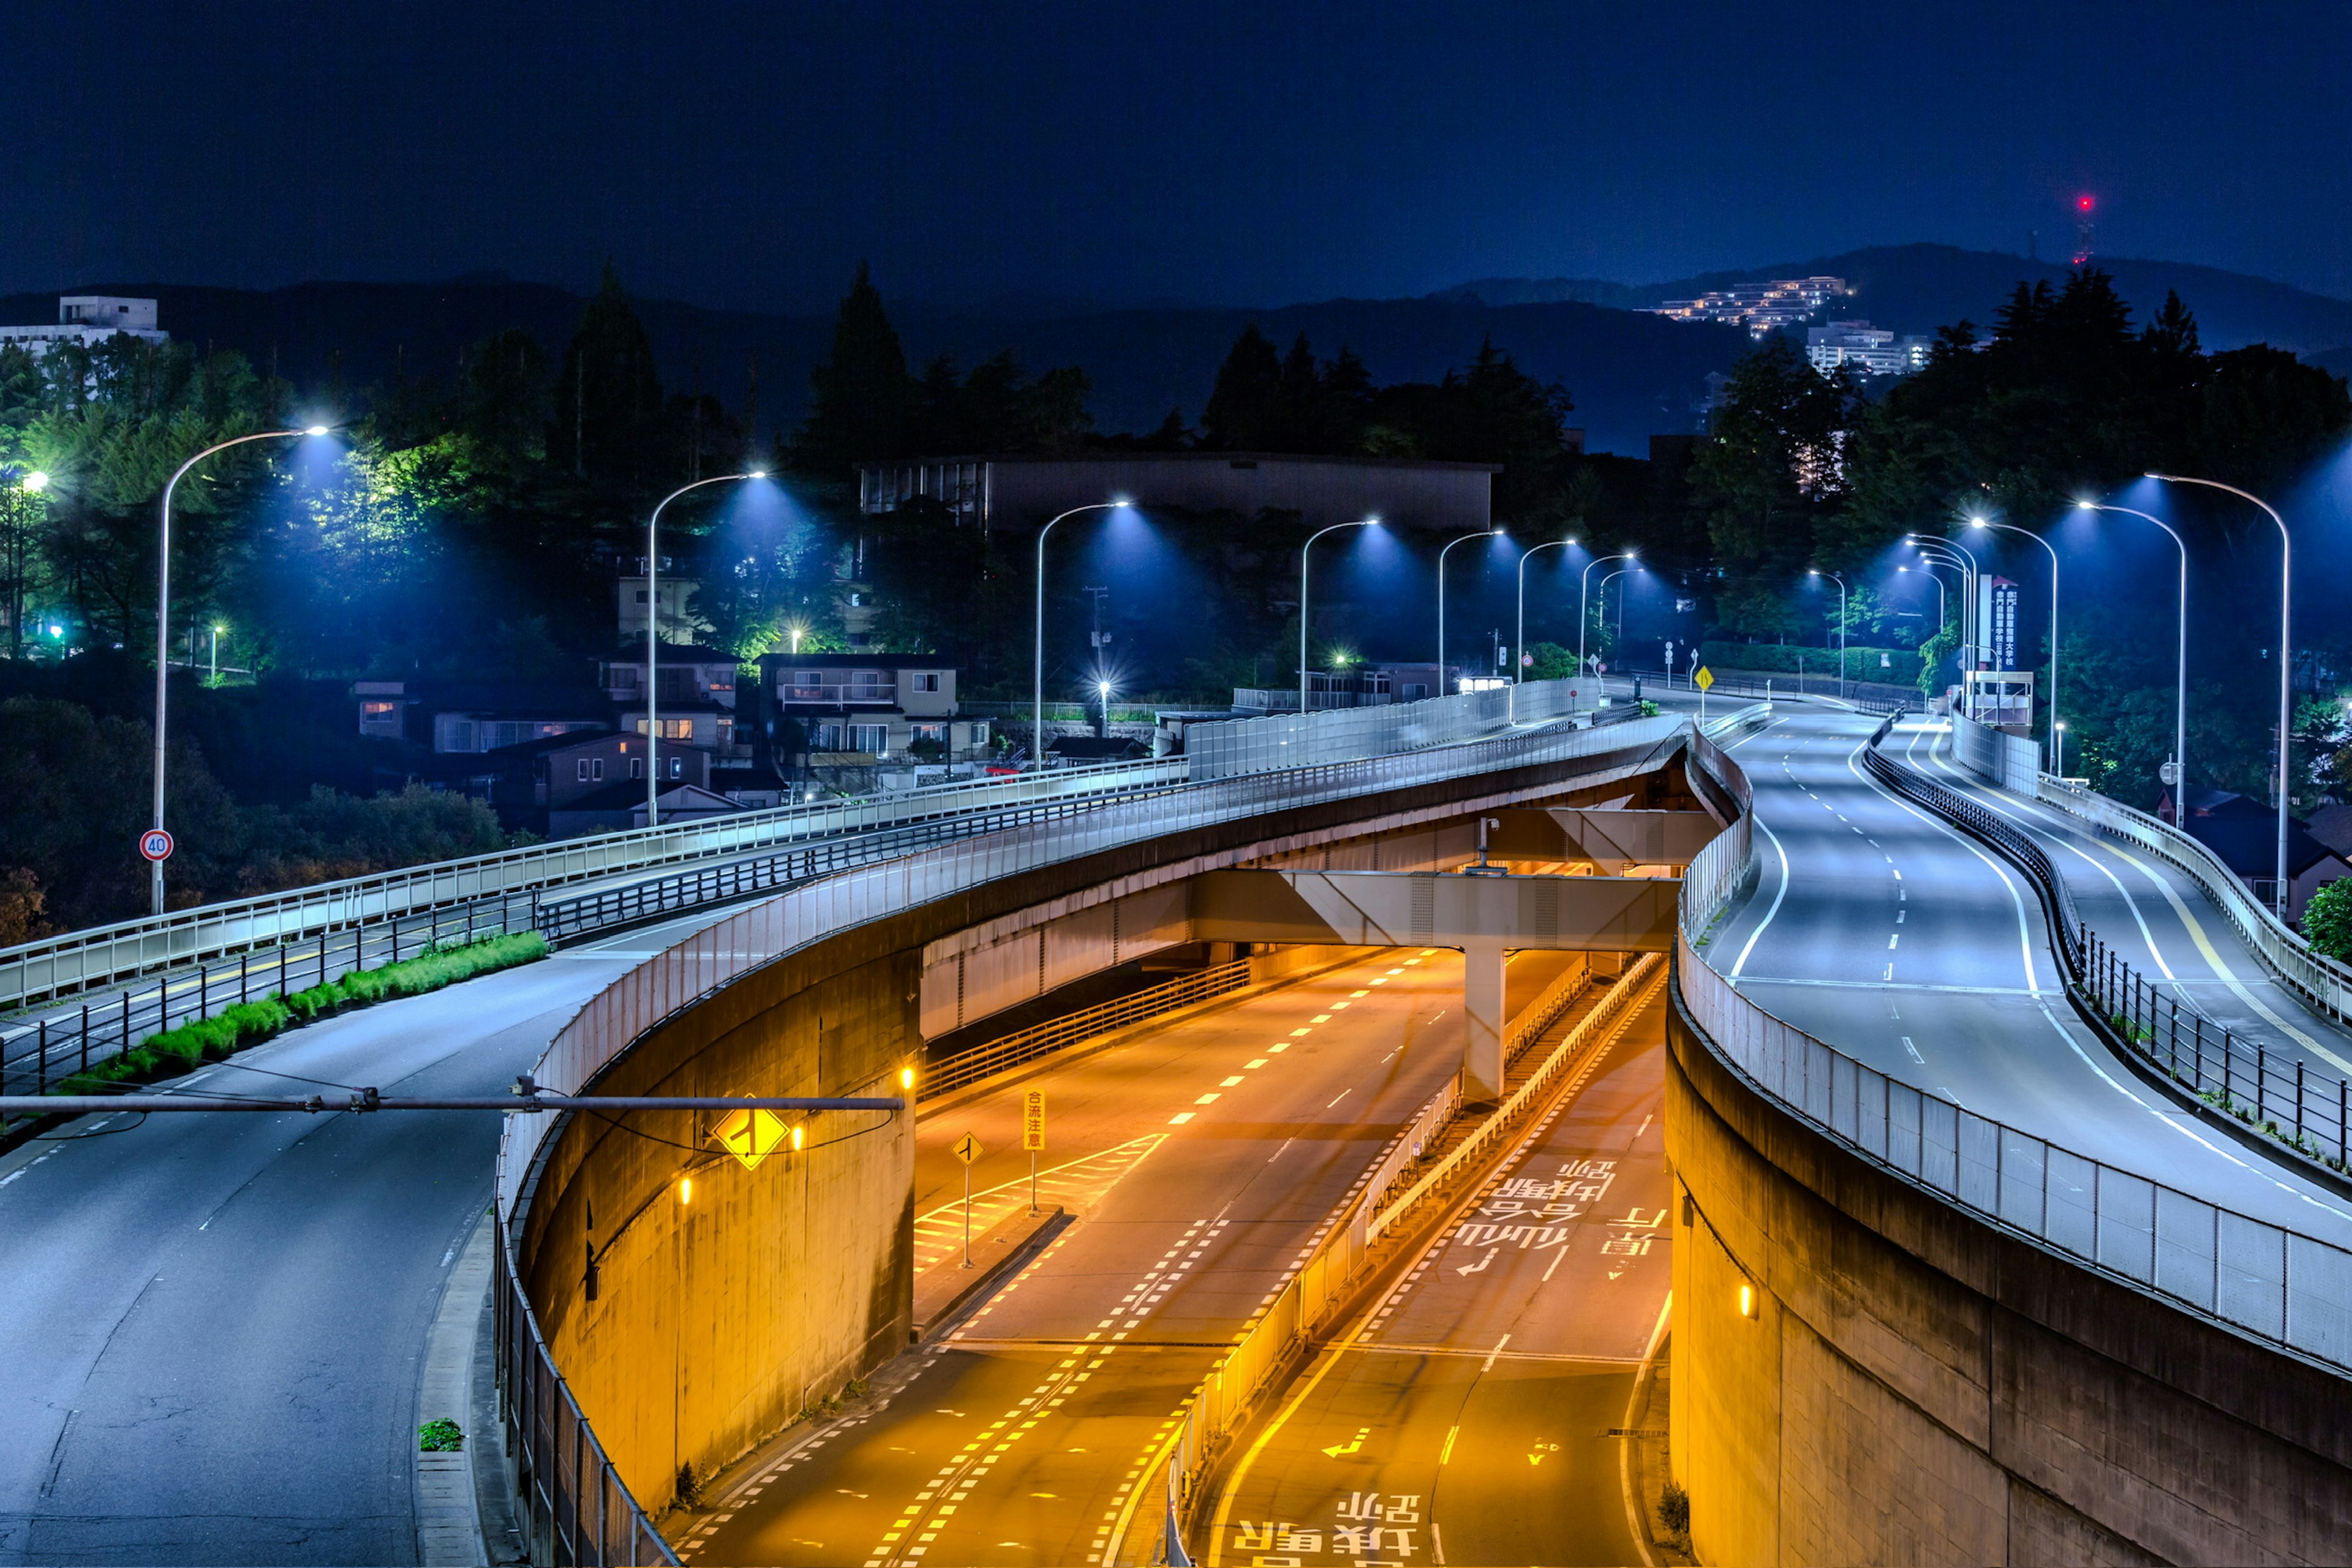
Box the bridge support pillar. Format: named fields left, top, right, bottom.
left=1462, top=940, right=1508, bottom=1103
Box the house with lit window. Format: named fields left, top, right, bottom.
left=461, top=729, right=729, bottom=837
left=598, top=644, right=748, bottom=759
left=753, top=652, right=990, bottom=765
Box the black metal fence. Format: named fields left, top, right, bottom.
left=920, top=960, right=1253, bottom=1099
left=494, top=1220, right=676, bottom=1565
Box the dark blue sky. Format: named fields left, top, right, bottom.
left=11, top=0, right=2350, bottom=313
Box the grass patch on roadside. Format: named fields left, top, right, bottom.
left=52, top=932, right=547, bottom=1095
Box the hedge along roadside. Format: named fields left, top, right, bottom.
left=53, top=933, right=549, bottom=1095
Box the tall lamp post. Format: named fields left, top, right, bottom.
left=2149, top=472, right=2293, bottom=915
left=645, top=471, right=765, bottom=827
left=1908, top=536, right=1980, bottom=711
left=1967, top=517, right=2062, bottom=775
left=1299, top=516, right=1378, bottom=715
left=1032, top=499, right=1132, bottom=771
left=1896, top=564, right=1947, bottom=642
left=1437, top=526, right=1504, bottom=697
left=2077, top=501, right=2188, bottom=815
left=1512, top=536, right=1577, bottom=720
left=1578, top=550, right=1636, bottom=687
left=1807, top=569, right=1848, bottom=697
left=151, top=426, right=328, bottom=915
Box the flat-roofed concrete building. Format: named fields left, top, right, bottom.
left=858, top=451, right=1498, bottom=535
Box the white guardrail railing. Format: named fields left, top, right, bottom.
left=1676, top=710, right=2352, bottom=1377
left=0, top=677, right=1630, bottom=1015
left=0, top=756, right=1188, bottom=1012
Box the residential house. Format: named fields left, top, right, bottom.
left=2166, top=788, right=2351, bottom=922
left=755, top=652, right=992, bottom=764
left=600, top=644, right=748, bottom=759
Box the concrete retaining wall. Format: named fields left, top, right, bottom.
left=1665, top=982, right=2352, bottom=1566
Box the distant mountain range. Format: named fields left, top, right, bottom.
left=1437, top=243, right=2352, bottom=358
left=6, top=244, right=2345, bottom=460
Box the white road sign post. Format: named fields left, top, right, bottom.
left=954, top=1131, right=983, bottom=1268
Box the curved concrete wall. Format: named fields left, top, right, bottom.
left=1665, top=986, right=2352, bottom=1564
left=516, top=738, right=1683, bottom=1512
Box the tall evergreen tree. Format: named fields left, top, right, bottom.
left=792, top=262, right=913, bottom=480
left=547, top=262, right=665, bottom=489
left=1202, top=326, right=1282, bottom=450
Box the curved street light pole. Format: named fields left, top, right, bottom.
left=1032, top=500, right=1130, bottom=771
left=1512, top=537, right=1576, bottom=720
left=1437, top=527, right=1503, bottom=698
left=1909, top=535, right=1981, bottom=712
left=1808, top=570, right=1848, bottom=696
left=1299, top=517, right=1378, bottom=716
left=646, top=472, right=764, bottom=827
left=152, top=426, right=326, bottom=915
left=1968, top=518, right=2062, bottom=769
left=2079, top=502, right=2189, bottom=815
left=1577, top=551, right=1636, bottom=688
left=1897, top=564, right=1947, bottom=644
left=2150, top=473, right=2293, bottom=914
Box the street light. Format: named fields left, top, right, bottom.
left=1578, top=551, right=1636, bottom=687
left=1512, top=536, right=1577, bottom=719
left=21, top=471, right=47, bottom=493
left=1437, top=526, right=1505, bottom=696
left=1300, top=516, right=1378, bottom=715
left=2077, top=501, right=2189, bottom=815
left=1907, top=534, right=1981, bottom=710
left=644, top=470, right=764, bottom=827
left=1806, top=569, right=1849, bottom=698
left=1967, top=516, right=2063, bottom=770
left=151, top=425, right=333, bottom=914
left=2149, top=472, right=2293, bottom=915
left=1035, top=500, right=1132, bottom=767
left=1896, top=564, right=1947, bottom=641
left=209, top=623, right=224, bottom=684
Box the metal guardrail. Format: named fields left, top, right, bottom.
left=0, top=755, right=1190, bottom=1012
left=493, top=1217, right=676, bottom=1565
left=1674, top=713, right=2352, bottom=1378
left=1185, top=677, right=1612, bottom=780
left=2032, top=775, right=2352, bottom=1028
left=2082, top=930, right=2352, bottom=1172
left=918, top=961, right=1253, bottom=1100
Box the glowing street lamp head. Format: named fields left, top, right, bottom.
left=1110, top=496, right=1133, bottom=510
left=1806, top=568, right=1821, bottom=578
left=2074, top=499, right=2096, bottom=511
left=1096, top=679, right=1112, bottom=697
left=1966, top=516, right=1988, bottom=529
left=304, top=425, right=330, bottom=437
left=21, top=470, right=48, bottom=492
left=1624, top=548, right=1638, bottom=560
left=748, top=469, right=769, bottom=480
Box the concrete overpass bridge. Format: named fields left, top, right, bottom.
left=12, top=680, right=2352, bottom=1564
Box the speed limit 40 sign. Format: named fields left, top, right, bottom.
left=138, top=828, right=174, bottom=863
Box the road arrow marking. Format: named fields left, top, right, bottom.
left=1322, top=1426, right=1370, bottom=1459
left=1456, top=1247, right=1498, bottom=1276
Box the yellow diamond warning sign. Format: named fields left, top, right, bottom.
left=1693, top=666, right=1714, bottom=692
left=714, top=1106, right=790, bottom=1170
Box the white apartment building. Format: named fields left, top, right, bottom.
left=0, top=296, right=170, bottom=360
left=1806, top=320, right=1934, bottom=377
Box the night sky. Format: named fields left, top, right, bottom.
left=10, top=0, right=2351, bottom=312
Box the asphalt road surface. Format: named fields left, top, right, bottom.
left=1905, top=723, right=2352, bottom=1086
left=1703, top=708, right=2352, bottom=1246
left=0, top=903, right=737, bottom=1566
left=681, top=948, right=1586, bottom=1568
left=1204, top=973, right=1672, bottom=1568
